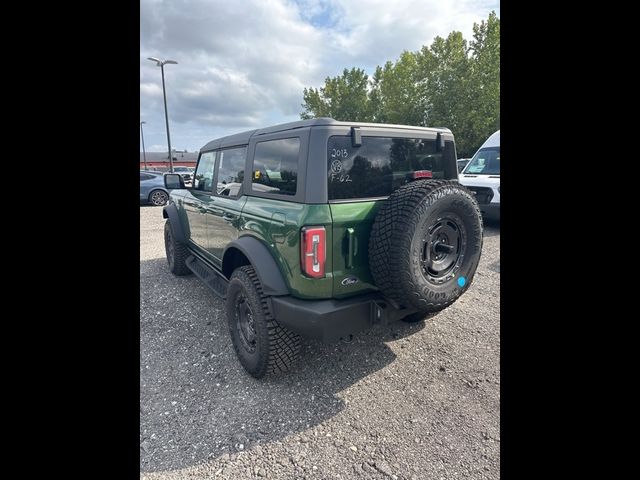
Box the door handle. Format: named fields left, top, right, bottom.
left=222, top=214, right=235, bottom=222
left=346, top=227, right=358, bottom=268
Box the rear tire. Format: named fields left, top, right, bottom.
left=226, top=266, right=301, bottom=378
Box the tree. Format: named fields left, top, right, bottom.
left=301, top=67, right=374, bottom=122
left=300, top=12, right=500, bottom=157
left=370, top=51, right=423, bottom=125
left=465, top=11, right=500, bottom=156
left=416, top=31, right=474, bottom=154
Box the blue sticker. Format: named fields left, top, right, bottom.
left=457, top=276, right=466, bottom=287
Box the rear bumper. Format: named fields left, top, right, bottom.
left=270, top=293, right=416, bottom=342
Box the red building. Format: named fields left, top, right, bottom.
left=140, top=150, right=198, bottom=170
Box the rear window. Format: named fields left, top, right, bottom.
left=327, top=136, right=457, bottom=200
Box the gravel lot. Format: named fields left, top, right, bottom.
left=140, top=205, right=500, bottom=480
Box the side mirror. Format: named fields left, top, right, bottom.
left=165, top=173, right=185, bottom=189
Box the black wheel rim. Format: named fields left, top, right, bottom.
left=420, top=216, right=466, bottom=285
left=165, top=227, right=174, bottom=268
left=235, top=293, right=257, bottom=353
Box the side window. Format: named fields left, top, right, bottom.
left=193, top=151, right=216, bottom=191
left=216, top=146, right=246, bottom=196
left=251, top=138, right=299, bottom=196
left=140, top=173, right=153, bottom=181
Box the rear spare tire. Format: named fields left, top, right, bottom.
left=369, top=180, right=483, bottom=314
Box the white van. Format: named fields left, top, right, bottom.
left=459, top=130, right=500, bottom=220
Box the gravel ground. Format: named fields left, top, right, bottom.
left=140, top=205, right=500, bottom=479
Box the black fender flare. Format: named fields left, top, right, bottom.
left=162, top=204, right=188, bottom=243
left=222, top=236, right=289, bottom=296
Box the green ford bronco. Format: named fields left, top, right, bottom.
left=163, top=118, right=483, bottom=378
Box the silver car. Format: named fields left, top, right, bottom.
left=140, top=171, right=171, bottom=206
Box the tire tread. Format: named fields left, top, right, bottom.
left=369, top=180, right=483, bottom=313
left=229, top=266, right=301, bottom=377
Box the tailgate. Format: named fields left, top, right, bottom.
left=329, top=201, right=382, bottom=298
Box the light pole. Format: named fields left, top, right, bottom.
left=140, top=121, right=148, bottom=171
left=147, top=57, right=178, bottom=173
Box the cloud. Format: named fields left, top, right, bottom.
left=140, top=0, right=499, bottom=151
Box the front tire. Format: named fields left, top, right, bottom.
left=164, top=221, right=191, bottom=276
left=225, top=266, right=300, bottom=378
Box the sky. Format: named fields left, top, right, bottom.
left=140, top=0, right=500, bottom=153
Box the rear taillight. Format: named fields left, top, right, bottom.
left=301, top=226, right=326, bottom=278
left=411, top=170, right=433, bottom=179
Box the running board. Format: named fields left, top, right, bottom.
left=185, top=255, right=228, bottom=298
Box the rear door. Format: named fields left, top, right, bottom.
left=327, top=132, right=457, bottom=298
left=206, top=146, right=248, bottom=264
left=329, top=201, right=381, bottom=298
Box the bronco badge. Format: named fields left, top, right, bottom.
left=341, top=276, right=359, bottom=286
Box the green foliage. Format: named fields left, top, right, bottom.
left=300, top=12, right=500, bottom=157
left=417, top=31, right=474, bottom=154
left=466, top=11, right=501, bottom=156
left=301, top=67, right=374, bottom=122
left=370, top=52, right=423, bottom=126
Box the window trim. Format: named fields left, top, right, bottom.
left=328, top=195, right=390, bottom=204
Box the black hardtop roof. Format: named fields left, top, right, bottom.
left=200, top=118, right=452, bottom=152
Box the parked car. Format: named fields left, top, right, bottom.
left=457, top=158, right=470, bottom=173
left=172, top=166, right=195, bottom=184
left=459, top=130, right=500, bottom=220
left=140, top=171, right=171, bottom=206
left=162, top=118, right=483, bottom=378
